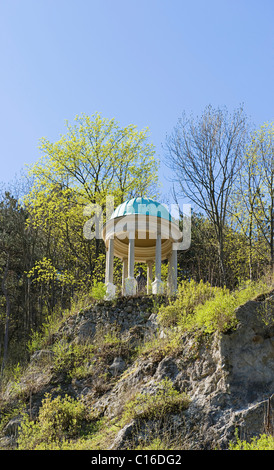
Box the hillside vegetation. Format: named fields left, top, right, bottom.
left=0, top=277, right=273, bottom=450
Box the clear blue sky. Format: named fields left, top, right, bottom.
left=0, top=0, right=273, bottom=200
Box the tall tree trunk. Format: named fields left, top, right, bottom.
left=270, top=195, right=274, bottom=273
left=218, top=243, right=227, bottom=286
left=1, top=256, right=10, bottom=376
left=248, top=211, right=253, bottom=281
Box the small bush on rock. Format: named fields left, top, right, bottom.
left=17, top=394, right=88, bottom=449
left=123, top=378, right=190, bottom=422
left=229, top=431, right=274, bottom=450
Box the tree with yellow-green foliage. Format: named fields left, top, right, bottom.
left=24, top=113, right=159, bottom=291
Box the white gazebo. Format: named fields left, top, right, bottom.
left=102, top=197, right=182, bottom=299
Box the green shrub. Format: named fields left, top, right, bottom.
left=193, top=280, right=269, bottom=333
left=158, top=279, right=219, bottom=328
left=193, top=287, right=237, bottom=333
left=158, top=278, right=270, bottom=334
left=91, top=280, right=107, bottom=301
left=136, top=328, right=184, bottom=362
left=123, top=378, right=190, bottom=422
left=52, top=340, right=95, bottom=378
left=229, top=432, right=274, bottom=450
left=17, top=393, right=87, bottom=450
left=27, top=307, right=71, bottom=354
left=93, top=328, right=131, bottom=365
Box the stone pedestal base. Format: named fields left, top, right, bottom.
left=104, top=282, right=117, bottom=300
left=152, top=279, right=165, bottom=295
left=124, top=277, right=137, bottom=296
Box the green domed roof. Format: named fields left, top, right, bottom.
left=110, top=197, right=172, bottom=221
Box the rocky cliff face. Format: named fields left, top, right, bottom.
left=181, top=296, right=274, bottom=449
left=1, top=294, right=273, bottom=450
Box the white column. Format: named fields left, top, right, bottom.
left=108, top=238, right=114, bottom=284
left=105, top=247, right=109, bottom=284
left=104, top=238, right=116, bottom=300
left=155, top=232, right=161, bottom=280
left=168, top=248, right=177, bottom=295
left=122, top=258, right=128, bottom=295
left=147, top=260, right=153, bottom=294
left=125, top=233, right=137, bottom=296
left=128, top=237, right=135, bottom=278
left=152, top=231, right=165, bottom=294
